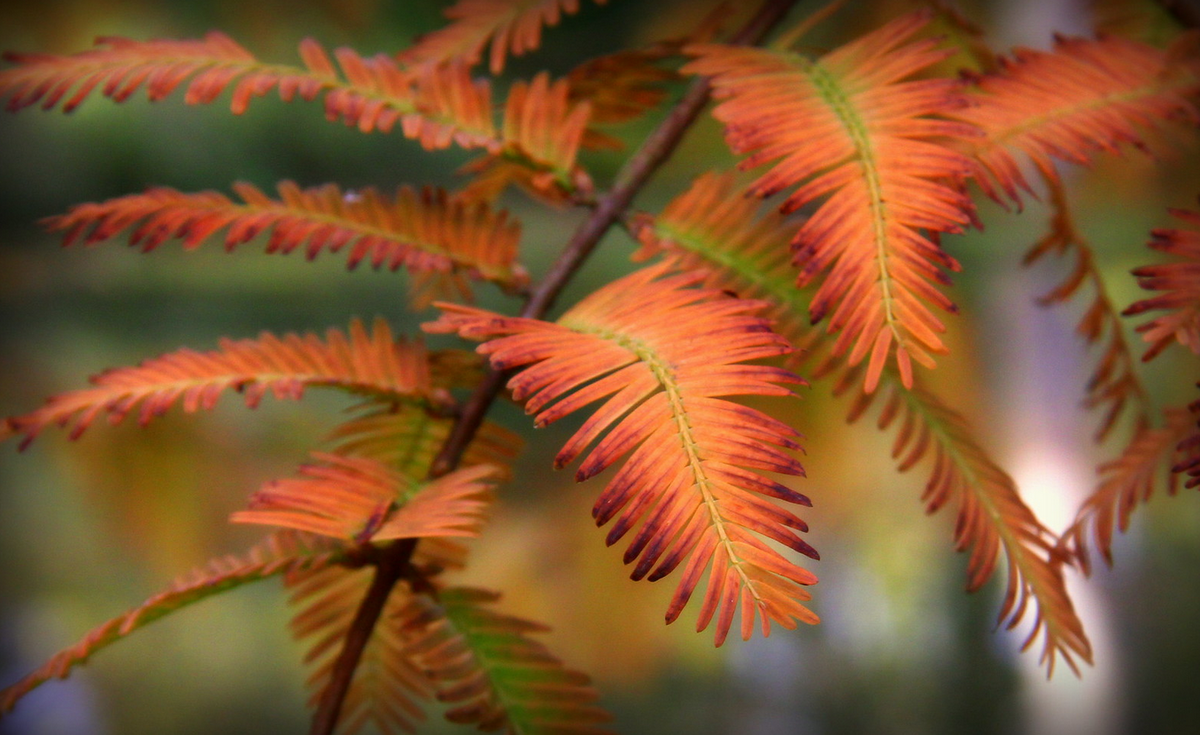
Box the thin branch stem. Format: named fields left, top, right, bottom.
left=310, top=2, right=800, bottom=732
left=309, top=539, right=416, bottom=735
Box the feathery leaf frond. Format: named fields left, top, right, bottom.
left=1124, top=205, right=1200, bottom=360
left=461, top=71, right=593, bottom=203
left=288, top=565, right=432, bottom=735
left=0, top=33, right=501, bottom=150
left=232, top=455, right=498, bottom=542
left=1179, top=392, right=1200, bottom=489
left=827, top=364, right=1091, bottom=675
left=424, top=261, right=818, bottom=646
left=397, top=586, right=613, bottom=733
left=402, top=0, right=608, bottom=74
left=2, top=318, right=440, bottom=448
left=685, top=10, right=980, bottom=393
left=630, top=170, right=814, bottom=354
left=956, top=33, right=1200, bottom=205
left=327, top=403, right=522, bottom=480
left=42, top=181, right=528, bottom=307
left=567, top=46, right=678, bottom=150
left=1060, top=407, right=1193, bottom=574
left=634, top=172, right=1089, bottom=672
left=1024, top=180, right=1151, bottom=440
left=1, top=531, right=349, bottom=714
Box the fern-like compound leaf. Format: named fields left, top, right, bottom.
left=637, top=170, right=1089, bottom=673
left=956, top=33, right=1200, bottom=205
left=42, top=181, right=528, bottom=307
left=397, top=586, right=613, bottom=733
left=2, top=318, right=440, bottom=448
left=1124, top=205, right=1200, bottom=360
left=567, top=46, right=678, bottom=150
left=830, top=367, right=1092, bottom=675
left=1, top=531, right=349, bottom=714
left=0, top=33, right=500, bottom=151
left=631, top=170, right=812, bottom=353
left=232, top=455, right=498, bottom=542
left=402, top=0, right=608, bottom=74
left=461, top=71, right=593, bottom=203
left=684, top=10, right=980, bottom=393
left=326, top=402, right=523, bottom=481
left=1024, top=180, right=1151, bottom=441
left=288, top=565, right=433, bottom=735
left=425, top=261, right=818, bottom=646
left=1060, top=408, right=1194, bottom=574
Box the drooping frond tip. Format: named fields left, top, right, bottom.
left=42, top=181, right=528, bottom=307
left=2, top=318, right=440, bottom=449
left=684, top=10, right=980, bottom=394
left=401, top=0, right=609, bottom=74
left=425, top=261, right=818, bottom=646
left=833, top=366, right=1092, bottom=675
left=1, top=531, right=347, bottom=714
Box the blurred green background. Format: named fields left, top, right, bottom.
left=1, top=1, right=1198, bottom=734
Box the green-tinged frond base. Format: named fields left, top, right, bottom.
left=397, top=587, right=613, bottom=733
left=288, top=564, right=433, bottom=735
left=325, top=401, right=523, bottom=481
left=1, top=531, right=350, bottom=714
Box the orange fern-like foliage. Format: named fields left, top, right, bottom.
left=326, top=403, right=522, bottom=479
left=288, top=565, right=433, bottom=735
left=42, top=181, right=527, bottom=306
left=402, top=0, right=607, bottom=74
left=630, top=170, right=811, bottom=353
left=1, top=318, right=439, bottom=448
left=396, top=587, right=612, bottom=733
left=1179, top=393, right=1200, bottom=489
left=1060, top=407, right=1194, bottom=574
left=567, top=46, right=678, bottom=150
left=683, top=10, right=979, bottom=393
left=460, top=71, right=593, bottom=203
left=0, top=33, right=501, bottom=151
left=1023, top=181, right=1151, bottom=440
left=633, top=170, right=1089, bottom=672
left=0, top=531, right=349, bottom=714
left=827, top=365, right=1092, bottom=673
left=1124, top=205, right=1200, bottom=360
left=956, top=33, right=1200, bottom=205
left=232, top=455, right=498, bottom=542
left=425, top=261, right=818, bottom=646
